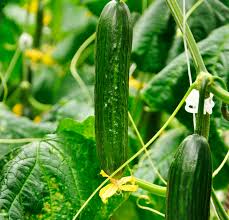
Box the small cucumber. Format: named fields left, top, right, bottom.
left=166, top=134, right=212, bottom=220
left=95, top=0, right=132, bottom=175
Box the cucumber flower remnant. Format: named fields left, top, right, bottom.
left=99, top=170, right=138, bottom=203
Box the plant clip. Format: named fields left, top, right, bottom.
left=185, top=89, right=215, bottom=114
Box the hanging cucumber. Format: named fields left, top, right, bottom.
left=166, top=77, right=212, bottom=220
left=166, top=134, right=212, bottom=220
left=95, top=0, right=132, bottom=175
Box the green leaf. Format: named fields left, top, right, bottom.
left=57, top=117, right=95, bottom=139
left=0, top=117, right=127, bottom=219
left=44, top=99, right=94, bottom=122
left=61, top=5, right=97, bottom=34
left=52, top=23, right=96, bottom=62
left=3, top=4, right=35, bottom=26
left=168, top=0, right=229, bottom=61
left=0, top=104, right=55, bottom=161
left=132, top=0, right=176, bottom=72
left=142, top=25, right=229, bottom=113
left=0, top=0, right=7, bottom=10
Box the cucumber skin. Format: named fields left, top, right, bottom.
left=95, top=0, right=132, bottom=175
left=166, top=134, right=212, bottom=220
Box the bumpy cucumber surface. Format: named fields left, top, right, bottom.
left=95, top=0, right=132, bottom=175
left=166, top=134, right=212, bottom=220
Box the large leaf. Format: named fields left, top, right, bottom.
left=3, top=4, right=35, bottom=26
left=0, top=117, right=127, bottom=219
left=132, top=0, right=176, bottom=73
left=0, top=104, right=55, bottom=161
left=142, top=24, right=229, bottom=188
left=142, top=25, right=229, bottom=113
left=168, top=0, right=229, bottom=61
left=52, top=14, right=96, bottom=62
left=43, top=99, right=93, bottom=122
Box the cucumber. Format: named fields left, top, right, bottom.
left=166, top=134, right=212, bottom=220
left=95, top=0, right=132, bottom=175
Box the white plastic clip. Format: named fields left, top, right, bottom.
left=185, top=89, right=215, bottom=114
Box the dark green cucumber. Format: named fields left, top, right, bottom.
left=95, top=0, right=132, bottom=175
left=166, top=134, right=212, bottom=220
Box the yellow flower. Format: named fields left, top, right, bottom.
left=12, top=103, right=24, bottom=116
left=99, top=170, right=138, bottom=203
left=33, top=115, right=41, bottom=123
left=43, top=12, right=52, bottom=26
left=24, top=0, right=38, bottom=14
left=25, top=48, right=55, bottom=66
left=25, top=49, right=43, bottom=62
left=42, top=54, right=54, bottom=65
left=129, top=76, right=144, bottom=90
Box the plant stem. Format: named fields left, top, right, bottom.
left=28, top=95, right=52, bottom=111
left=182, top=0, right=195, bottom=130
left=135, top=178, right=166, bottom=197
left=165, top=0, right=207, bottom=73
left=137, top=196, right=165, bottom=217
left=0, top=47, right=21, bottom=96
left=128, top=112, right=167, bottom=185
left=209, top=84, right=229, bottom=104
left=72, top=83, right=197, bottom=220
left=211, top=189, right=229, bottom=220
left=70, top=33, right=95, bottom=105
left=186, top=0, right=204, bottom=19
left=33, top=0, right=44, bottom=48
left=195, top=78, right=210, bottom=139
left=0, top=138, right=42, bottom=144
left=0, top=72, right=8, bottom=102
left=213, top=150, right=229, bottom=178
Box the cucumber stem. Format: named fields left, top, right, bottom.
left=195, top=78, right=210, bottom=139
left=165, top=0, right=207, bottom=73
left=212, top=189, right=229, bottom=220
left=209, top=84, right=229, bottom=105
left=135, top=178, right=166, bottom=197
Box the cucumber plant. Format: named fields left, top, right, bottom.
left=0, top=0, right=228, bottom=220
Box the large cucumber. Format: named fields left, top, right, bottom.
left=95, top=0, right=132, bottom=175
left=166, top=134, right=212, bottom=220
